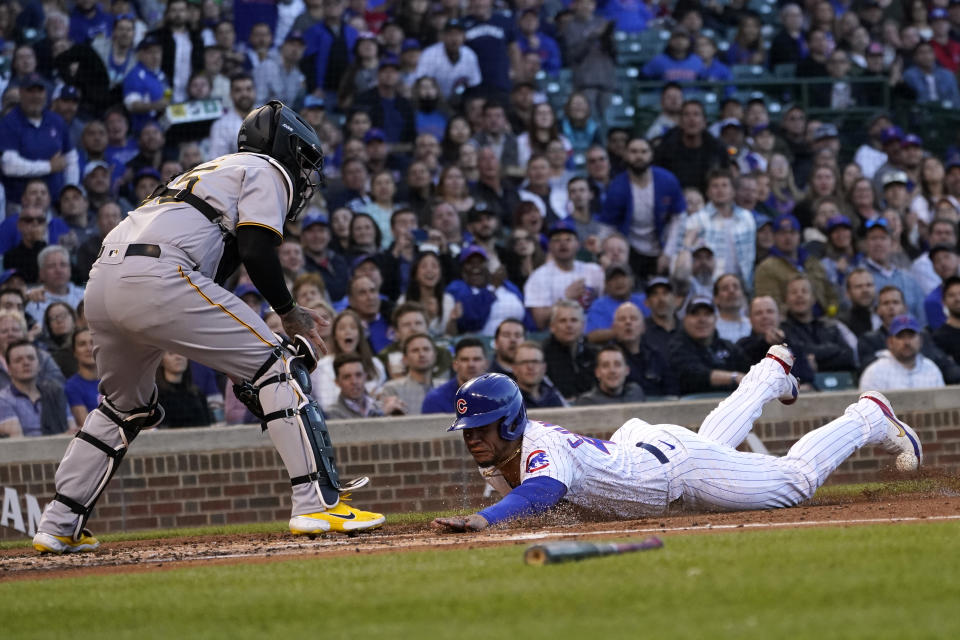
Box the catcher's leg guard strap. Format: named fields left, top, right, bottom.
left=51, top=393, right=162, bottom=538
left=254, top=350, right=342, bottom=509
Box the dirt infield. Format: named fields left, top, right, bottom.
left=4, top=470, right=960, bottom=583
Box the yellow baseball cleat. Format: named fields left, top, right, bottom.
left=33, top=529, right=100, bottom=554
left=289, top=496, right=385, bottom=535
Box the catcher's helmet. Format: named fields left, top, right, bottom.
left=448, top=373, right=528, bottom=441
left=237, top=100, right=324, bottom=222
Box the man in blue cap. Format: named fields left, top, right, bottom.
left=755, top=212, right=838, bottom=315
left=301, top=211, right=349, bottom=303
left=858, top=315, right=945, bottom=391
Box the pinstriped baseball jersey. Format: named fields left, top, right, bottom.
left=104, top=153, right=293, bottom=279
left=484, top=420, right=684, bottom=518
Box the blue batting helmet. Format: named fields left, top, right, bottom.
left=448, top=373, right=528, bottom=441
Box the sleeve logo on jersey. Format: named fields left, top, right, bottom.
left=525, top=450, right=550, bottom=472
left=456, top=398, right=468, bottom=414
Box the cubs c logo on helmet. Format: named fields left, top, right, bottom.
left=456, top=398, right=467, bottom=414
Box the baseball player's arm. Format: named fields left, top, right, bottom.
left=237, top=226, right=328, bottom=352
left=432, top=476, right=568, bottom=532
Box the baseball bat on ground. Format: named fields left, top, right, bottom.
left=524, top=536, right=664, bottom=565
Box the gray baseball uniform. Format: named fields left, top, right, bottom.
left=37, top=152, right=332, bottom=537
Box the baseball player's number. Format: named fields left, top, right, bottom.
left=158, top=165, right=219, bottom=203
left=544, top=424, right=613, bottom=455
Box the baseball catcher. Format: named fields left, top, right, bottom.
left=434, top=346, right=922, bottom=532
left=34, top=101, right=383, bottom=554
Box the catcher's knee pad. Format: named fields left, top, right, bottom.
left=236, top=336, right=366, bottom=509
left=53, top=390, right=164, bottom=539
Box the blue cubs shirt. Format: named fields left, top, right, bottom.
left=0, top=106, right=74, bottom=203
left=462, top=13, right=516, bottom=92
left=123, top=62, right=168, bottom=132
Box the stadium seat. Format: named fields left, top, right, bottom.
left=732, top=65, right=769, bottom=79
left=604, top=103, right=636, bottom=129
left=773, top=63, right=797, bottom=78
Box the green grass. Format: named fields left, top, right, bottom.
left=2, top=521, right=958, bottom=640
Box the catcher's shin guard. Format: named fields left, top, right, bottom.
left=235, top=337, right=368, bottom=513
left=48, top=391, right=164, bottom=540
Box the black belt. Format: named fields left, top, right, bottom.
left=97, top=243, right=162, bottom=259
left=636, top=442, right=669, bottom=464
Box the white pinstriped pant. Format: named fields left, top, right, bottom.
left=664, top=357, right=891, bottom=511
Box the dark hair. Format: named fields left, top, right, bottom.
left=706, top=168, right=734, bottom=188
left=333, top=351, right=365, bottom=377
left=348, top=212, right=383, bottom=251
left=494, top=318, right=525, bottom=339
left=878, top=284, right=905, bottom=302
left=404, top=251, right=446, bottom=321
left=482, top=100, right=506, bottom=114
left=596, top=343, right=627, bottom=362
left=454, top=336, right=486, bottom=358
left=43, top=301, right=77, bottom=347
left=0, top=287, right=26, bottom=307
left=567, top=175, right=589, bottom=189
left=5, top=338, right=36, bottom=363
left=71, top=326, right=91, bottom=353
left=229, top=72, right=254, bottom=86
left=391, top=301, right=427, bottom=327
left=156, top=352, right=199, bottom=395
left=331, top=309, right=380, bottom=380
left=712, top=273, right=743, bottom=297
left=402, top=332, right=434, bottom=355
left=526, top=102, right=560, bottom=155
left=681, top=99, right=705, bottom=115
left=942, top=275, right=960, bottom=299
left=389, top=207, right=416, bottom=230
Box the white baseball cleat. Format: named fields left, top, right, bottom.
left=860, top=391, right=923, bottom=467
left=765, top=344, right=799, bottom=405
left=33, top=529, right=100, bottom=554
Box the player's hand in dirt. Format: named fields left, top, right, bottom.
left=281, top=305, right=329, bottom=355
left=432, top=514, right=490, bottom=532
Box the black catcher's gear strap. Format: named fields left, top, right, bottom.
left=237, top=225, right=296, bottom=314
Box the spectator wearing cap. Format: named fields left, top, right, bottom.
left=755, top=213, right=838, bottom=315
left=859, top=315, right=945, bottom=390
left=412, top=19, right=482, bottom=100
left=820, top=214, right=863, bottom=298
left=754, top=213, right=775, bottom=262
left=524, top=219, right=604, bottom=329
left=446, top=244, right=526, bottom=336
left=924, top=243, right=960, bottom=330
left=781, top=275, right=857, bottom=374
left=654, top=101, right=730, bottom=192
left=91, top=12, right=138, bottom=93
left=853, top=113, right=893, bottom=181
left=57, top=184, right=95, bottom=246
left=301, top=0, right=359, bottom=105
left=399, top=39, right=422, bottom=89
left=930, top=8, right=960, bottom=73
left=208, top=73, right=256, bottom=159
left=516, top=9, right=561, bottom=75
left=675, top=169, right=756, bottom=290
left=462, top=0, right=521, bottom=96
left=871, top=128, right=909, bottom=195
left=671, top=241, right=717, bottom=301
left=301, top=212, right=350, bottom=303
left=50, top=85, right=84, bottom=149
left=642, top=276, right=680, bottom=359
left=81, top=161, right=114, bottom=213
left=146, top=0, right=205, bottom=104
left=912, top=218, right=958, bottom=295
left=737, top=295, right=816, bottom=386
left=585, top=264, right=648, bottom=344
left=598, top=137, right=686, bottom=280
left=122, top=35, right=170, bottom=134
left=356, top=58, right=416, bottom=148
left=642, top=26, right=703, bottom=83
left=0, top=73, right=79, bottom=206
left=667, top=296, right=749, bottom=395
left=131, top=166, right=162, bottom=206
left=253, top=29, right=306, bottom=107
left=768, top=4, right=807, bottom=71
left=879, top=170, right=912, bottom=219
left=464, top=202, right=512, bottom=275
left=904, top=40, right=960, bottom=104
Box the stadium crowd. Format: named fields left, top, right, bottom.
left=2, top=0, right=960, bottom=437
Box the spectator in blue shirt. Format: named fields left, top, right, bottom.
left=602, top=0, right=653, bottom=33
left=516, top=9, right=562, bottom=74
left=695, top=35, right=735, bottom=89
left=69, top=0, right=113, bottom=44
left=903, top=41, right=960, bottom=104
left=585, top=264, right=649, bottom=343
left=302, top=0, right=359, bottom=105
left=0, top=180, right=71, bottom=257
left=122, top=35, right=170, bottom=133
left=64, top=327, right=100, bottom=427
left=421, top=337, right=489, bottom=414
left=0, top=74, right=78, bottom=206
left=462, top=0, right=520, bottom=95
left=597, top=137, right=687, bottom=280
left=642, top=26, right=704, bottom=83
